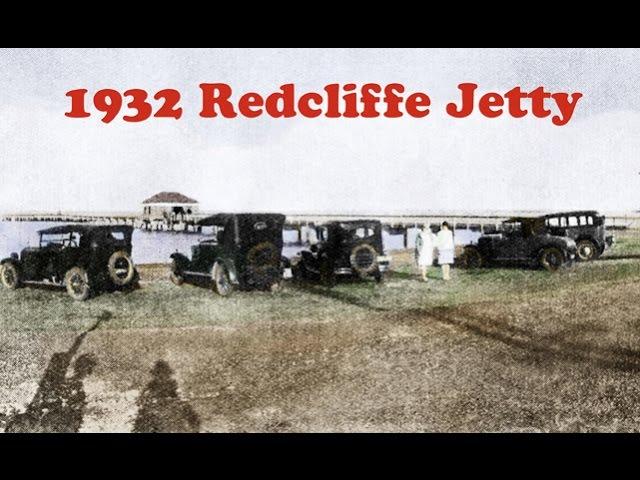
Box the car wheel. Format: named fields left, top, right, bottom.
left=1, top=263, right=21, bottom=290
left=107, top=251, right=136, bottom=286
left=292, top=261, right=307, bottom=282
left=319, top=257, right=336, bottom=287
left=65, top=267, right=91, bottom=301
left=576, top=240, right=597, bottom=262
left=212, top=262, right=233, bottom=297
left=539, top=247, right=564, bottom=272
left=462, top=246, right=484, bottom=269
left=169, top=259, right=184, bottom=286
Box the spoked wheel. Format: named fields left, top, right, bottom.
left=1, top=263, right=21, bottom=289
left=540, top=247, right=564, bottom=272
left=462, top=246, right=484, bottom=269
left=212, top=262, right=233, bottom=297
left=576, top=240, right=597, bottom=262
left=65, top=267, right=91, bottom=301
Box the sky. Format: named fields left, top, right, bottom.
left=1, top=48, right=639, bottom=215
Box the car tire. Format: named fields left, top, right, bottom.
left=576, top=240, right=597, bottom=262
left=107, top=251, right=136, bottom=287
left=212, top=261, right=233, bottom=297
left=350, top=243, right=378, bottom=278
left=1, top=263, right=21, bottom=290
left=539, top=247, right=564, bottom=272
left=320, top=257, right=336, bottom=287
left=169, top=259, right=184, bottom=286
left=462, top=246, right=484, bottom=269
left=65, top=267, right=91, bottom=301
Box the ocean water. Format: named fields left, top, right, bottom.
left=0, top=222, right=479, bottom=264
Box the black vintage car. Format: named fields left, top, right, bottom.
left=170, top=213, right=289, bottom=296
left=0, top=225, right=138, bottom=301
left=462, top=217, right=577, bottom=272
left=541, top=211, right=614, bottom=261
left=293, top=220, right=391, bottom=285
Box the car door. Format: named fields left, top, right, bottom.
left=493, top=221, right=528, bottom=261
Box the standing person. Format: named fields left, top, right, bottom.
left=415, top=226, right=435, bottom=281
left=436, top=222, right=455, bottom=281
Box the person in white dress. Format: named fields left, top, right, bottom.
left=415, top=226, right=435, bottom=281
left=436, top=222, right=455, bottom=281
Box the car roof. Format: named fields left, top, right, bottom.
left=505, top=211, right=600, bottom=223
left=38, top=224, right=134, bottom=235
left=325, top=219, right=381, bottom=227
left=541, top=210, right=600, bottom=218
left=197, top=213, right=286, bottom=227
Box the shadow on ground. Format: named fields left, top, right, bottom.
left=133, top=360, right=201, bottom=433
left=3, top=311, right=110, bottom=433
left=293, top=282, right=389, bottom=312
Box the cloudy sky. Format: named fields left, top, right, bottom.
left=1, top=48, right=639, bottom=214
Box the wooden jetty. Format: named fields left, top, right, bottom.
left=3, top=210, right=640, bottom=249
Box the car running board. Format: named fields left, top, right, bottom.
left=23, top=280, right=64, bottom=287
left=181, top=270, right=212, bottom=278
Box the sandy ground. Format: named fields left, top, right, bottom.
left=2, top=245, right=640, bottom=432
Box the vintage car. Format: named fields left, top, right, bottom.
left=293, top=220, right=391, bottom=285
left=169, top=213, right=289, bottom=296
left=461, top=217, right=577, bottom=272
left=0, top=225, right=138, bottom=301
left=541, top=211, right=614, bottom=261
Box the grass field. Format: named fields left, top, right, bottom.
left=2, top=231, right=640, bottom=432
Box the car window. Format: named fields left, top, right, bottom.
left=316, top=227, right=328, bottom=242
left=579, top=216, right=587, bottom=225
left=41, top=234, right=66, bottom=247
left=560, top=217, right=567, bottom=227
left=568, top=216, right=578, bottom=227
left=502, top=222, right=522, bottom=234
left=354, top=227, right=375, bottom=239
left=588, top=216, right=594, bottom=225
left=547, top=217, right=559, bottom=227
left=110, top=231, right=125, bottom=241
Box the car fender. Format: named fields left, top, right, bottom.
left=1, top=254, right=20, bottom=267
left=169, top=252, right=190, bottom=273
left=575, top=234, right=602, bottom=250
left=538, top=237, right=575, bottom=261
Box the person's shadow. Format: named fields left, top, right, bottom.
left=133, top=360, right=201, bottom=433
left=3, top=311, right=110, bottom=433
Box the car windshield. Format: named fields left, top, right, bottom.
left=40, top=232, right=81, bottom=248
left=199, top=226, right=222, bottom=244
left=340, top=224, right=376, bottom=241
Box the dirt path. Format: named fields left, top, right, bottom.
left=3, top=273, right=640, bottom=432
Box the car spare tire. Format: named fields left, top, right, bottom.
left=350, top=243, right=378, bottom=277
left=246, top=242, right=280, bottom=286
left=108, top=251, right=136, bottom=286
